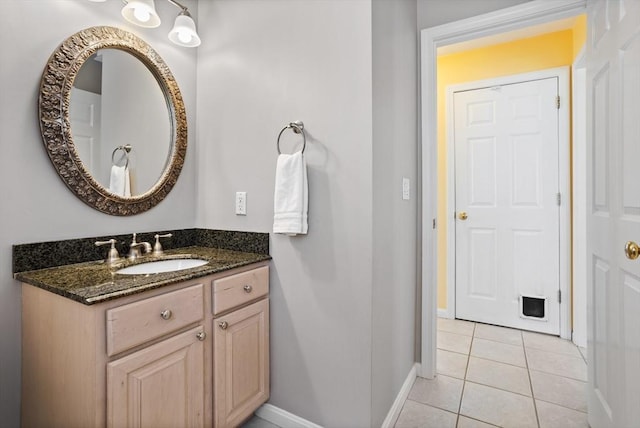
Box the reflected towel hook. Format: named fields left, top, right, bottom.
left=277, top=121, right=306, bottom=154
left=111, top=144, right=132, bottom=168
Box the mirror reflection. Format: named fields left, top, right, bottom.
left=69, top=49, right=171, bottom=197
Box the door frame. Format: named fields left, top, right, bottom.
left=419, top=0, right=587, bottom=379
left=571, top=48, right=587, bottom=348
left=444, top=67, right=571, bottom=339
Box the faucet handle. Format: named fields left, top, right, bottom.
left=153, top=233, right=173, bottom=257
left=130, top=232, right=138, bottom=246
left=95, top=239, right=121, bottom=265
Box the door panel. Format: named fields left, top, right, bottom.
left=107, top=327, right=204, bottom=428
left=622, top=272, right=640, bottom=425
left=511, top=136, right=541, bottom=206
left=592, top=64, right=610, bottom=212
left=469, top=137, right=497, bottom=206
left=621, top=33, right=640, bottom=214
left=587, top=1, right=640, bottom=426
left=592, top=257, right=612, bottom=422
left=468, top=228, right=497, bottom=299
left=454, top=77, right=560, bottom=334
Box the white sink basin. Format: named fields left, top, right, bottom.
left=116, top=258, right=208, bottom=275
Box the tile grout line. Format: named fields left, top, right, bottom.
left=403, top=398, right=460, bottom=420
left=533, top=397, right=588, bottom=414
left=455, top=322, right=476, bottom=428
left=468, top=353, right=527, bottom=369
left=462, top=379, right=534, bottom=400
left=522, top=330, right=541, bottom=428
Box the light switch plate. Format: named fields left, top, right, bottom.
left=402, top=178, right=410, bottom=200
left=235, top=192, right=247, bottom=215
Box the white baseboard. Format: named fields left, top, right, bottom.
left=437, top=308, right=451, bottom=319
left=256, top=364, right=419, bottom=428
left=255, top=404, right=324, bottom=428
left=380, top=363, right=419, bottom=428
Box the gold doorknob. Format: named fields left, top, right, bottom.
left=458, top=211, right=468, bottom=220
left=625, top=241, right=640, bottom=260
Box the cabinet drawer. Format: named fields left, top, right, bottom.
left=106, top=284, right=204, bottom=356
left=212, top=266, right=268, bottom=315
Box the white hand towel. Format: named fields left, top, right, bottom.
left=273, top=151, right=308, bottom=235
left=109, top=165, right=131, bottom=197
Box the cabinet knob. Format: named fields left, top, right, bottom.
left=160, top=309, right=172, bottom=320
left=243, top=285, right=253, bottom=293
left=196, top=331, right=206, bottom=341
left=218, top=321, right=229, bottom=330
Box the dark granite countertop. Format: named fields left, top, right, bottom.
left=15, top=246, right=271, bottom=305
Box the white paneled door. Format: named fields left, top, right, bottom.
left=587, top=0, right=640, bottom=427
left=454, top=77, right=561, bottom=335
left=69, top=88, right=102, bottom=173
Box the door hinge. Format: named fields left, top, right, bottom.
left=557, top=192, right=561, bottom=206
left=432, top=218, right=436, bottom=229
left=556, top=95, right=561, bottom=109
left=558, top=290, right=562, bottom=303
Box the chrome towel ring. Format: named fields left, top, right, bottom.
left=277, top=121, right=306, bottom=154
left=111, top=144, right=132, bottom=168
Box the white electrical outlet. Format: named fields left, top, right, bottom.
left=235, top=192, right=247, bottom=215
left=402, top=178, right=410, bottom=200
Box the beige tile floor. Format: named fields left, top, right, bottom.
left=395, top=318, right=589, bottom=428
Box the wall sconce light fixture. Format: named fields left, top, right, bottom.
left=88, top=0, right=201, bottom=48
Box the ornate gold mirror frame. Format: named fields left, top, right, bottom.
left=39, top=26, right=187, bottom=216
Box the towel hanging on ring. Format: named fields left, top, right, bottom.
left=273, top=150, right=308, bottom=235
left=273, top=121, right=308, bottom=235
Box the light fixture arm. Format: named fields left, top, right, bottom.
left=166, top=0, right=189, bottom=14
left=122, top=0, right=189, bottom=12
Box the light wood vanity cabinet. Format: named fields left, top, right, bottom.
left=212, top=267, right=270, bottom=427
left=21, top=262, right=269, bottom=428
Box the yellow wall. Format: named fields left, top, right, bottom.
left=436, top=29, right=578, bottom=309
left=572, top=14, right=587, bottom=59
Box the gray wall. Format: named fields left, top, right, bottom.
left=372, top=0, right=418, bottom=426
left=196, top=1, right=375, bottom=425
left=417, top=0, right=531, bottom=29
left=0, top=1, right=198, bottom=425
left=196, top=0, right=418, bottom=426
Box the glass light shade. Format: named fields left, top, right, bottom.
left=168, top=13, right=201, bottom=47
left=121, top=0, right=161, bottom=28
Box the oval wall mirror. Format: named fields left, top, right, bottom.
left=39, top=26, right=187, bottom=216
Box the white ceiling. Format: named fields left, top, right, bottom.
left=437, top=16, right=579, bottom=56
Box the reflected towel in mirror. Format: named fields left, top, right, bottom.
left=273, top=151, right=308, bottom=235
left=109, top=165, right=131, bottom=197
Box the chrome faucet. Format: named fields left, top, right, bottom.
left=127, top=233, right=152, bottom=261
left=95, top=239, right=121, bottom=266
left=153, top=233, right=173, bottom=257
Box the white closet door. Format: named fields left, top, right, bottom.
left=454, top=77, right=560, bottom=334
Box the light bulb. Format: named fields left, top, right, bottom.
left=177, top=31, right=192, bottom=44
left=133, top=7, right=151, bottom=23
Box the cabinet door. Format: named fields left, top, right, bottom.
left=214, top=299, right=269, bottom=428
left=108, top=326, right=205, bottom=428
